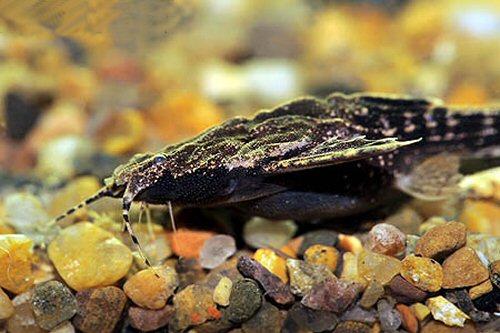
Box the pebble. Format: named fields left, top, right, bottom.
left=285, top=303, right=339, bottom=332
left=299, top=230, right=338, bottom=256
left=358, top=250, right=402, bottom=285
left=405, top=234, right=420, bottom=256
left=6, top=291, right=45, bottom=333
left=421, top=320, right=478, bottom=333
left=30, top=280, right=78, bottom=330
left=0, top=287, right=15, bottom=320
left=200, top=234, right=237, bottom=269
left=48, top=222, right=132, bottom=291
left=337, top=234, right=363, bottom=254
left=303, top=244, right=339, bottom=271
left=360, top=280, right=384, bottom=309
left=170, top=228, right=216, bottom=258
left=0, top=234, right=34, bottom=293
left=460, top=199, right=500, bottom=235
left=213, top=276, right=233, bottom=306
left=415, top=222, right=467, bottom=260
left=377, top=299, right=402, bottom=332
left=469, top=279, right=493, bottom=300
left=341, top=305, right=377, bottom=324
left=418, top=217, right=447, bottom=235
left=340, top=252, right=367, bottom=287
left=241, top=302, right=282, bottom=333
left=396, top=304, right=418, bottom=333
left=224, top=279, right=262, bottom=324
left=237, top=256, right=294, bottom=305
left=442, top=247, right=489, bottom=289
left=286, top=258, right=335, bottom=296
left=127, top=305, right=174, bottom=332
left=400, top=254, right=443, bottom=292
left=73, top=286, right=127, bottom=333
left=427, top=296, right=470, bottom=327
left=123, top=265, right=178, bottom=310
left=388, top=275, right=428, bottom=303
left=410, top=302, right=430, bottom=321
left=332, top=321, right=371, bottom=333
left=364, top=223, right=406, bottom=257
left=467, top=234, right=499, bottom=263
left=253, top=248, right=288, bottom=283
left=301, top=277, right=361, bottom=314
left=172, top=284, right=216, bottom=330
left=490, top=260, right=500, bottom=288
left=243, top=218, right=297, bottom=249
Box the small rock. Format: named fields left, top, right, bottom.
left=396, top=304, right=418, bottom=333
left=299, top=230, right=338, bottom=256
left=388, top=275, right=428, bottom=303
left=286, top=258, right=335, bottom=296
left=237, top=256, right=294, bottom=305
left=427, top=296, right=470, bottom=327
left=123, top=265, right=178, bottom=310
left=127, top=305, right=174, bottom=332
left=360, top=280, right=384, bottom=309
left=243, top=218, right=297, bottom=249
left=0, top=234, right=34, bottom=293
left=364, top=223, right=406, bottom=256
left=405, top=235, right=420, bottom=256
left=285, top=303, right=339, bottom=332
left=410, top=302, right=430, bottom=321
left=421, top=320, right=478, bottom=333
left=377, top=299, right=402, bottom=332
left=303, top=244, right=339, bottom=271
left=48, top=222, right=132, bottom=291
left=73, top=286, right=127, bottom=333
left=213, top=276, right=233, bottom=306
left=358, top=250, right=402, bottom=285
left=241, top=302, right=282, bottom=333
left=170, top=228, right=216, bottom=258
left=0, top=287, right=14, bottom=320
left=172, top=284, right=216, bottom=330
left=469, top=279, right=493, bottom=300
left=401, top=254, right=443, bottom=292
left=341, top=305, right=377, bottom=324
left=7, top=291, right=45, bottom=333
left=442, top=247, right=489, bottom=289
left=340, top=252, right=367, bottom=287
left=418, top=217, right=447, bottom=235
left=31, top=281, right=78, bottom=330
left=224, top=279, right=262, bottom=324
left=332, top=321, right=371, bottom=333
left=200, top=234, right=237, bottom=269
left=253, top=248, right=288, bottom=283
left=301, top=277, right=361, bottom=313
left=415, top=222, right=466, bottom=260
left=338, top=234, right=363, bottom=254
left=490, top=260, right=500, bottom=288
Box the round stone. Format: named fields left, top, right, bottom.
left=358, top=250, right=402, bottom=285
left=172, top=284, right=217, bottom=330
left=0, top=234, right=34, bottom=294
left=123, top=265, right=178, bottom=309
left=199, top=234, right=236, bottom=269
left=48, top=222, right=133, bottom=291
left=442, top=247, right=489, bottom=289
left=243, top=217, right=297, bottom=249
left=0, top=287, right=14, bottom=320
left=415, top=222, right=466, bottom=260
left=303, top=244, right=340, bottom=271
left=224, top=279, right=262, bottom=323
left=213, top=276, right=233, bottom=306
left=364, top=223, right=406, bottom=256
left=401, top=254, right=443, bottom=292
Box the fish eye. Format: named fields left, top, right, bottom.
left=153, top=154, right=167, bottom=164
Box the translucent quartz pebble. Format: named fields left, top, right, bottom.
left=0, top=287, right=14, bottom=320
left=427, top=296, right=470, bottom=327
left=377, top=299, right=402, bottom=332
left=400, top=254, right=443, bottom=292
left=0, top=234, right=34, bottom=294
left=358, top=250, right=401, bottom=285
left=200, top=234, right=237, bottom=269
left=365, top=223, right=406, bottom=256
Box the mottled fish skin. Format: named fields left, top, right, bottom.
left=100, top=93, right=499, bottom=219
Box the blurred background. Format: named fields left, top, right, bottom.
left=0, top=0, right=500, bottom=184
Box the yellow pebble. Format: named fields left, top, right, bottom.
left=460, top=200, right=500, bottom=235
left=338, top=234, right=363, bottom=254
left=213, top=276, right=232, bottom=306
left=254, top=248, right=288, bottom=283
left=0, top=235, right=34, bottom=294
left=304, top=244, right=339, bottom=271
left=410, top=302, right=430, bottom=321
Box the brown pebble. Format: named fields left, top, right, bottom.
left=396, top=304, right=419, bottom=333
left=301, top=277, right=361, bottom=314
left=421, top=320, right=477, bottom=333
left=128, top=305, right=174, bottom=332
left=415, top=222, right=466, bottom=260
left=237, top=256, right=294, bottom=305
left=73, top=286, right=127, bottom=333
left=332, top=320, right=371, bottom=333
left=469, top=279, right=493, bottom=300
left=365, top=223, right=406, bottom=256
left=388, top=275, right=428, bottom=303
left=442, top=247, right=489, bottom=289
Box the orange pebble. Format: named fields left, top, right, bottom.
left=207, top=306, right=221, bottom=319
left=170, top=228, right=215, bottom=258
left=279, top=245, right=297, bottom=259
left=304, top=244, right=339, bottom=271
left=253, top=248, right=288, bottom=283
left=396, top=304, right=419, bottom=333
left=338, top=234, right=363, bottom=254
